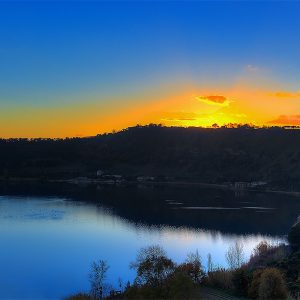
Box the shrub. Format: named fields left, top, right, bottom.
left=124, top=283, right=156, bottom=300
left=273, top=250, right=300, bottom=297
left=124, top=269, right=194, bottom=299
left=206, top=268, right=233, bottom=290
left=248, top=269, right=263, bottom=299
left=248, top=268, right=288, bottom=299
left=167, top=271, right=194, bottom=299
left=232, top=266, right=250, bottom=296
left=66, top=293, right=92, bottom=300
left=248, top=241, right=288, bottom=269
left=130, top=245, right=175, bottom=287
left=175, top=250, right=205, bottom=284
left=258, top=268, right=288, bottom=299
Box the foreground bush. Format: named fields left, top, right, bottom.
left=124, top=270, right=194, bottom=300
left=125, top=246, right=202, bottom=299
left=205, top=268, right=233, bottom=290
left=71, top=237, right=297, bottom=299
left=66, top=293, right=91, bottom=300
left=232, top=266, right=250, bottom=296
left=248, top=241, right=288, bottom=269
left=130, top=245, right=175, bottom=287
left=177, top=250, right=205, bottom=284
left=248, top=268, right=287, bottom=299
left=167, top=271, right=194, bottom=300
left=275, top=250, right=300, bottom=296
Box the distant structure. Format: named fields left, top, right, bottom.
left=102, top=175, right=123, bottom=180
left=137, top=176, right=155, bottom=182
left=249, top=181, right=267, bottom=188
left=234, top=182, right=250, bottom=190
left=234, top=181, right=267, bottom=190
left=96, top=170, right=123, bottom=183
left=96, top=170, right=104, bottom=177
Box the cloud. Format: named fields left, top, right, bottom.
left=268, top=115, right=300, bottom=126
left=246, top=64, right=259, bottom=72
left=271, top=90, right=300, bottom=98
left=195, top=95, right=231, bottom=107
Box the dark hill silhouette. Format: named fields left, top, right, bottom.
left=1, top=124, right=300, bottom=189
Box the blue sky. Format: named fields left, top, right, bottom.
left=0, top=1, right=300, bottom=136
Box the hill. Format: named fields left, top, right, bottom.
left=1, top=125, right=300, bottom=190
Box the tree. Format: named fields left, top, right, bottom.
left=130, top=245, right=175, bottom=287
left=89, top=260, right=109, bottom=300
left=207, top=253, right=213, bottom=272
left=117, top=277, right=123, bottom=291
left=225, top=241, right=245, bottom=269
left=248, top=241, right=287, bottom=268
left=253, top=241, right=272, bottom=257
left=184, top=250, right=205, bottom=283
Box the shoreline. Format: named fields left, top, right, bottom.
left=1, top=176, right=300, bottom=197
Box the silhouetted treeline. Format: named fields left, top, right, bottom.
left=1, top=124, right=300, bottom=189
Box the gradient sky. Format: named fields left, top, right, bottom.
left=1, top=1, right=300, bottom=137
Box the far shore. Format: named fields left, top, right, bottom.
left=1, top=176, right=300, bottom=197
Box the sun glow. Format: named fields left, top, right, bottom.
left=1, top=79, right=299, bottom=138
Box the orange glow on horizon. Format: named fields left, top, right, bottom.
left=1, top=81, right=300, bottom=138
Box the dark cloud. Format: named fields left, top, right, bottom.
left=268, top=115, right=300, bottom=125
left=195, top=95, right=230, bottom=106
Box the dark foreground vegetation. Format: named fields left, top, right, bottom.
left=68, top=219, right=300, bottom=300
left=1, top=125, right=300, bottom=191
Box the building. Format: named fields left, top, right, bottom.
left=96, top=170, right=104, bottom=177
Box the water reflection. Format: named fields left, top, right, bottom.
left=0, top=183, right=299, bottom=299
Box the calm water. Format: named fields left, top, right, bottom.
left=0, top=183, right=299, bottom=299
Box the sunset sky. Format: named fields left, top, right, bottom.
left=1, top=1, right=300, bottom=138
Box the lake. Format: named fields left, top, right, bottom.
left=0, top=182, right=299, bottom=299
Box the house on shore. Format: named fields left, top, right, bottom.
left=233, top=181, right=267, bottom=190
left=137, top=176, right=155, bottom=182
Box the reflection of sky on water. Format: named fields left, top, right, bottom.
left=0, top=196, right=285, bottom=299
